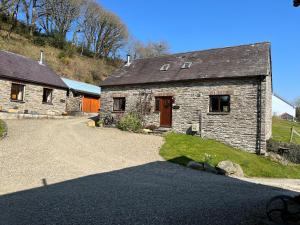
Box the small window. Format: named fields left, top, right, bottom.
left=43, top=88, right=53, bottom=103
left=160, top=64, right=170, bottom=71
left=209, top=95, right=230, bottom=113
left=181, top=62, right=192, bottom=69
left=113, top=97, right=126, bottom=111
left=155, top=97, right=160, bottom=112
left=11, top=83, right=25, bottom=101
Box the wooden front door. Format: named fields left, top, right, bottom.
left=82, top=96, right=100, bottom=113
left=160, top=97, right=172, bottom=127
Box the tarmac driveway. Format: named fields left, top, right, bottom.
left=0, top=118, right=297, bottom=225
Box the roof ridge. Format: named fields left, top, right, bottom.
left=132, top=42, right=271, bottom=62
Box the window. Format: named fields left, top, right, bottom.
left=160, top=64, right=170, bottom=71
left=155, top=97, right=160, bottom=112
left=43, top=88, right=53, bottom=103
left=11, top=83, right=25, bottom=101
left=113, top=97, right=126, bottom=111
left=209, top=95, right=230, bottom=113
left=181, top=62, right=192, bottom=69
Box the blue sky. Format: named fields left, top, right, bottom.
left=99, top=0, right=300, bottom=102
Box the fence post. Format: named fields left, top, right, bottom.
left=290, top=126, right=294, bottom=143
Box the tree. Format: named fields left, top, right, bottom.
left=80, top=0, right=128, bottom=58
left=0, top=0, right=15, bottom=13
left=294, top=0, right=300, bottom=7
left=37, top=0, right=83, bottom=39
left=128, top=39, right=170, bottom=59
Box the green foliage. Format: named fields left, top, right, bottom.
left=267, top=139, right=300, bottom=163
left=160, top=133, right=300, bottom=178
left=272, top=117, right=300, bottom=144
left=117, top=113, right=142, bottom=132
left=33, top=37, right=46, bottom=47
left=0, top=119, right=6, bottom=137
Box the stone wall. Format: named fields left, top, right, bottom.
left=66, top=91, right=82, bottom=112
left=0, top=79, right=67, bottom=115
left=101, top=76, right=272, bottom=153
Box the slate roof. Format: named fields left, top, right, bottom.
left=101, top=42, right=271, bottom=87
left=0, top=51, right=67, bottom=89
left=62, top=78, right=101, bottom=96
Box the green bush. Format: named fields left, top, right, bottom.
left=117, top=113, right=142, bottom=132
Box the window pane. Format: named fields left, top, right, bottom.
left=11, top=84, right=24, bottom=101
left=209, top=95, right=230, bottom=113
left=210, top=96, right=219, bottom=112
left=43, top=88, right=53, bottom=103
left=220, top=95, right=230, bottom=112
left=113, top=98, right=126, bottom=111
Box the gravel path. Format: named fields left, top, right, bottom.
left=0, top=118, right=297, bottom=225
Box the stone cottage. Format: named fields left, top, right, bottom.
left=100, top=42, right=272, bottom=154
left=0, top=51, right=68, bottom=115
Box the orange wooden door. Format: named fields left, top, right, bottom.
left=82, top=97, right=100, bottom=113
left=160, top=97, right=172, bottom=127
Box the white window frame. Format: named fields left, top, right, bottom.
left=160, top=64, right=170, bottom=71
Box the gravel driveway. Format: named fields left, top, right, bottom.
left=0, top=118, right=297, bottom=225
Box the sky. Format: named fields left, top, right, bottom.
left=99, top=0, right=300, bottom=103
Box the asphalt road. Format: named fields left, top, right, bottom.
left=0, top=118, right=297, bottom=225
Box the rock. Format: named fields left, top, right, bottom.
left=87, top=120, right=96, bottom=127
left=187, top=161, right=204, bottom=170
left=266, top=152, right=289, bottom=166
left=216, top=160, right=244, bottom=177
left=142, top=129, right=152, bottom=133
left=8, top=109, right=18, bottom=113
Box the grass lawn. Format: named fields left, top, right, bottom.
left=160, top=133, right=300, bottom=178
left=0, top=119, right=5, bottom=137
left=272, top=117, right=300, bottom=144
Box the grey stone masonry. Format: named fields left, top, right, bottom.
left=101, top=76, right=272, bottom=153
left=66, top=92, right=82, bottom=112
left=0, top=79, right=67, bottom=115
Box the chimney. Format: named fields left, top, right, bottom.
left=125, top=54, right=131, bottom=66
left=39, top=50, right=44, bottom=65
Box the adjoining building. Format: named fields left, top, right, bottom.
left=272, top=93, right=296, bottom=119
left=100, top=42, right=273, bottom=154
left=62, top=78, right=101, bottom=113
left=0, top=50, right=68, bottom=115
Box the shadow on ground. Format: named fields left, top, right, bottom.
left=0, top=161, right=297, bottom=225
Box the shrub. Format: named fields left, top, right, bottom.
left=267, top=139, right=300, bottom=163
left=33, top=37, right=46, bottom=46
left=117, top=113, right=142, bottom=132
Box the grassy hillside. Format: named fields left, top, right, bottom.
left=272, top=117, right=300, bottom=144
left=0, top=31, right=118, bottom=84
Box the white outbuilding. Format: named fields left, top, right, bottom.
left=272, top=93, right=296, bottom=118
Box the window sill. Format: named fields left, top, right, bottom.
left=42, top=102, right=53, bottom=105
left=207, top=112, right=230, bottom=115
left=10, top=100, right=25, bottom=103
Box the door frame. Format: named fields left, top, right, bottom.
left=159, top=96, right=173, bottom=128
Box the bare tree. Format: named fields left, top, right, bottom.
left=94, top=10, right=128, bottom=58
left=37, top=0, right=83, bottom=38
left=80, top=0, right=128, bottom=58
left=128, top=39, right=170, bottom=59
left=0, top=0, right=15, bottom=13
left=80, top=0, right=102, bottom=51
